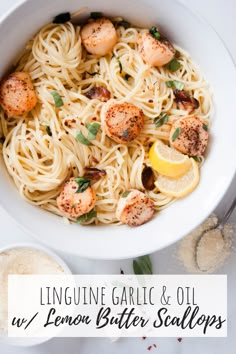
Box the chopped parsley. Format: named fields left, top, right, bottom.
left=203, top=123, right=208, bottom=131
left=166, top=58, right=181, bottom=72
left=74, top=177, right=91, bottom=193
left=76, top=131, right=93, bottom=146
left=86, top=122, right=101, bottom=140
left=171, top=127, right=182, bottom=142
left=154, top=112, right=169, bottom=128
left=122, top=191, right=131, bottom=198
left=192, top=156, right=202, bottom=163
left=50, top=91, right=64, bottom=108
left=77, top=209, right=97, bottom=223
left=166, top=80, right=184, bottom=91
left=149, top=26, right=161, bottom=40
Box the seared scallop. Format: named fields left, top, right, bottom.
left=0, top=71, right=37, bottom=117
left=116, top=189, right=155, bottom=226
left=101, top=99, right=144, bottom=143
left=81, top=18, right=118, bottom=56
left=138, top=32, right=175, bottom=67
left=170, top=116, right=209, bottom=156
left=57, top=177, right=96, bottom=218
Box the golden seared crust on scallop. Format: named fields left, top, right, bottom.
left=116, top=189, right=155, bottom=226
left=138, top=32, right=175, bottom=67
left=0, top=71, right=37, bottom=117
left=81, top=18, right=118, bottom=56
left=170, top=116, right=209, bottom=157
left=101, top=99, right=144, bottom=144
left=57, top=177, right=96, bottom=218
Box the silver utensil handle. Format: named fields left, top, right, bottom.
left=222, top=197, right=236, bottom=225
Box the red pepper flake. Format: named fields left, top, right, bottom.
left=147, top=345, right=152, bottom=351
left=153, top=344, right=157, bottom=348
left=92, top=157, right=99, bottom=164
left=177, top=338, right=182, bottom=342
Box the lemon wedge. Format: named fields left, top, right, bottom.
left=149, top=139, right=191, bottom=177
left=155, top=158, right=200, bottom=198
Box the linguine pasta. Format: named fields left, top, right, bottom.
left=0, top=20, right=212, bottom=225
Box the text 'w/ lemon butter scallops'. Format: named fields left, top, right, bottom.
left=0, top=9, right=212, bottom=227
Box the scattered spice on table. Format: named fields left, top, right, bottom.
left=177, top=215, right=234, bottom=273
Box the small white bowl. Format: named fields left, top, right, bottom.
left=0, top=242, right=72, bottom=347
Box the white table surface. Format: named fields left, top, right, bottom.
left=0, top=0, right=236, bottom=353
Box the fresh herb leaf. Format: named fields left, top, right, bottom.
left=133, top=255, right=153, bottom=275
left=51, top=91, right=64, bottom=108
left=154, top=112, right=169, bottom=128
left=122, top=191, right=131, bottom=198
left=122, top=129, right=129, bottom=138
left=117, top=20, right=130, bottom=29
left=203, top=123, right=208, bottom=131
left=90, top=12, right=103, bottom=19
left=53, top=12, right=71, bottom=24
left=124, top=74, right=131, bottom=81
left=166, top=58, right=181, bottom=72
left=171, top=127, right=182, bottom=142
left=173, top=81, right=184, bottom=90
left=86, top=122, right=101, bottom=140
left=74, top=177, right=91, bottom=193
left=77, top=209, right=97, bottom=223
left=166, top=80, right=184, bottom=90
left=76, top=131, right=93, bottom=146
left=117, top=57, right=122, bottom=73
left=192, top=156, right=202, bottom=163
left=86, top=71, right=100, bottom=76
left=149, top=26, right=161, bottom=40
left=166, top=80, right=174, bottom=88
left=45, top=126, right=52, bottom=136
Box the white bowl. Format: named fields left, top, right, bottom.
left=0, top=242, right=71, bottom=346
left=0, top=0, right=236, bottom=259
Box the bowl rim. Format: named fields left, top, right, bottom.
left=0, top=242, right=72, bottom=274
left=0, top=0, right=236, bottom=260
